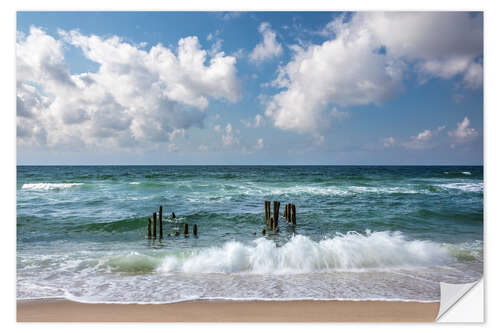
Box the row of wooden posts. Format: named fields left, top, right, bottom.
left=264, top=200, right=296, bottom=233
left=146, top=202, right=295, bottom=239
left=147, top=205, right=197, bottom=239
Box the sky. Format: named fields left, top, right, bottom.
left=16, top=11, right=483, bottom=165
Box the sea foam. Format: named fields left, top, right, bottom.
left=438, top=182, right=483, bottom=192
left=156, top=232, right=453, bottom=275
left=21, top=183, right=84, bottom=190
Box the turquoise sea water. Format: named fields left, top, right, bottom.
left=17, top=165, right=483, bottom=303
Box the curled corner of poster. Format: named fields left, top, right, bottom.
left=436, top=278, right=483, bottom=323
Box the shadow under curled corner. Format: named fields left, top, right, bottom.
left=436, top=278, right=483, bottom=322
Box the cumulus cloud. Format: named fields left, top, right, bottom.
left=221, top=123, right=240, bottom=146
left=384, top=119, right=480, bottom=151
left=249, top=22, right=283, bottom=63
left=401, top=126, right=446, bottom=150
left=448, top=117, right=479, bottom=142
left=265, top=17, right=403, bottom=133
left=265, top=12, right=483, bottom=134
left=16, top=26, right=241, bottom=150
left=242, top=114, right=264, bottom=128
left=359, top=12, right=483, bottom=88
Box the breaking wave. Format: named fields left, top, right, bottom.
left=137, top=232, right=482, bottom=275
left=21, top=183, right=84, bottom=191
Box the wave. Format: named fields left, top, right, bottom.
left=69, top=217, right=149, bottom=233
left=437, top=182, right=483, bottom=192
left=106, top=252, right=162, bottom=274
left=60, top=295, right=438, bottom=305
left=132, top=232, right=478, bottom=275
left=21, top=183, right=84, bottom=191
left=441, top=171, right=477, bottom=178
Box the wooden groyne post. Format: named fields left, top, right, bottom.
left=273, top=201, right=280, bottom=231
left=264, top=201, right=271, bottom=222
left=291, top=204, right=296, bottom=225
left=159, top=205, right=163, bottom=239
left=183, top=223, right=189, bottom=236
left=193, top=224, right=198, bottom=237
left=153, top=212, right=157, bottom=239
left=147, top=218, right=152, bottom=240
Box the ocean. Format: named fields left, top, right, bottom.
left=16, top=165, right=483, bottom=303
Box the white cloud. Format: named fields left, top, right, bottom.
left=462, top=62, right=483, bottom=89
left=382, top=137, right=396, bottom=147
left=221, top=12, right=242, bottom=21
left=416, top=129, right=433, bottom=141
left=265, top=12, right=483, bottom=134
left=17, top=27, right=241, bottom=150
left=354, top=12, right=483, bottom=88
left=254, top=114, right=263, bottom=127
left=265, top=16, right=403, bottom=133
left=207, top=30, right=223, bottom=57
left=448, top=116, right=479, bottom=142
left=16, top=27, right=74, bottom=89
left=401, top=125, right=446, bottom=149
left=255, top=138, right=264, bottom=149
left=249, top=22, right=283, bottom=63
left=221, top=123, right=240, bottom=146
left=242, top=114, right=263, bottom=128
left=384, top=119, right=479, bottom=151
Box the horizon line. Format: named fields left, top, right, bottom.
left=16, top=164, right=484, bottom=167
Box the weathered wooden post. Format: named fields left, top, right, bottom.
left=262, top=228, right=266, bottom=235
left=172, top=212, right=176, bottom=219
left=271, top=200, right=277, bottom=223
left=193, top=224, right=198, bottom=237
left=183, top=223, right=188, bottom=236
left=268, top=201, right=272, bottom=223
left=159, top=205, right=163, bottom=239
left=153, top=212, right=157, bottom=239
left=147, top=218, right=152, bottom=240
left=273, top=201, right=280, bottom=231
left=291, top=204, right=296, bottom=225
left=287, top=204, right=292, bottom=223
left=283, top=204, right=288, bottom=219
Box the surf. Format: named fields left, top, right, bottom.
left=152, top=232, right=475, bottom=275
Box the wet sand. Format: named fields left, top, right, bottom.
left=17, top=299, right=440, bottom=322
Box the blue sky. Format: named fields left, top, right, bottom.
left=16, top=11, right=483, bottom=165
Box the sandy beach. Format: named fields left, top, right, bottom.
left=17, top=299, right=440, bottom=322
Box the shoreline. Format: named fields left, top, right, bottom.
left=17, top=298, right=440, bottom=322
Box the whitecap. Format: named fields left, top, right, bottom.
left=438, top=182, right=483, bottom=192
left=156, top=232, right=457, bottom=275
left=21, top=183, right=84, bottom=190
